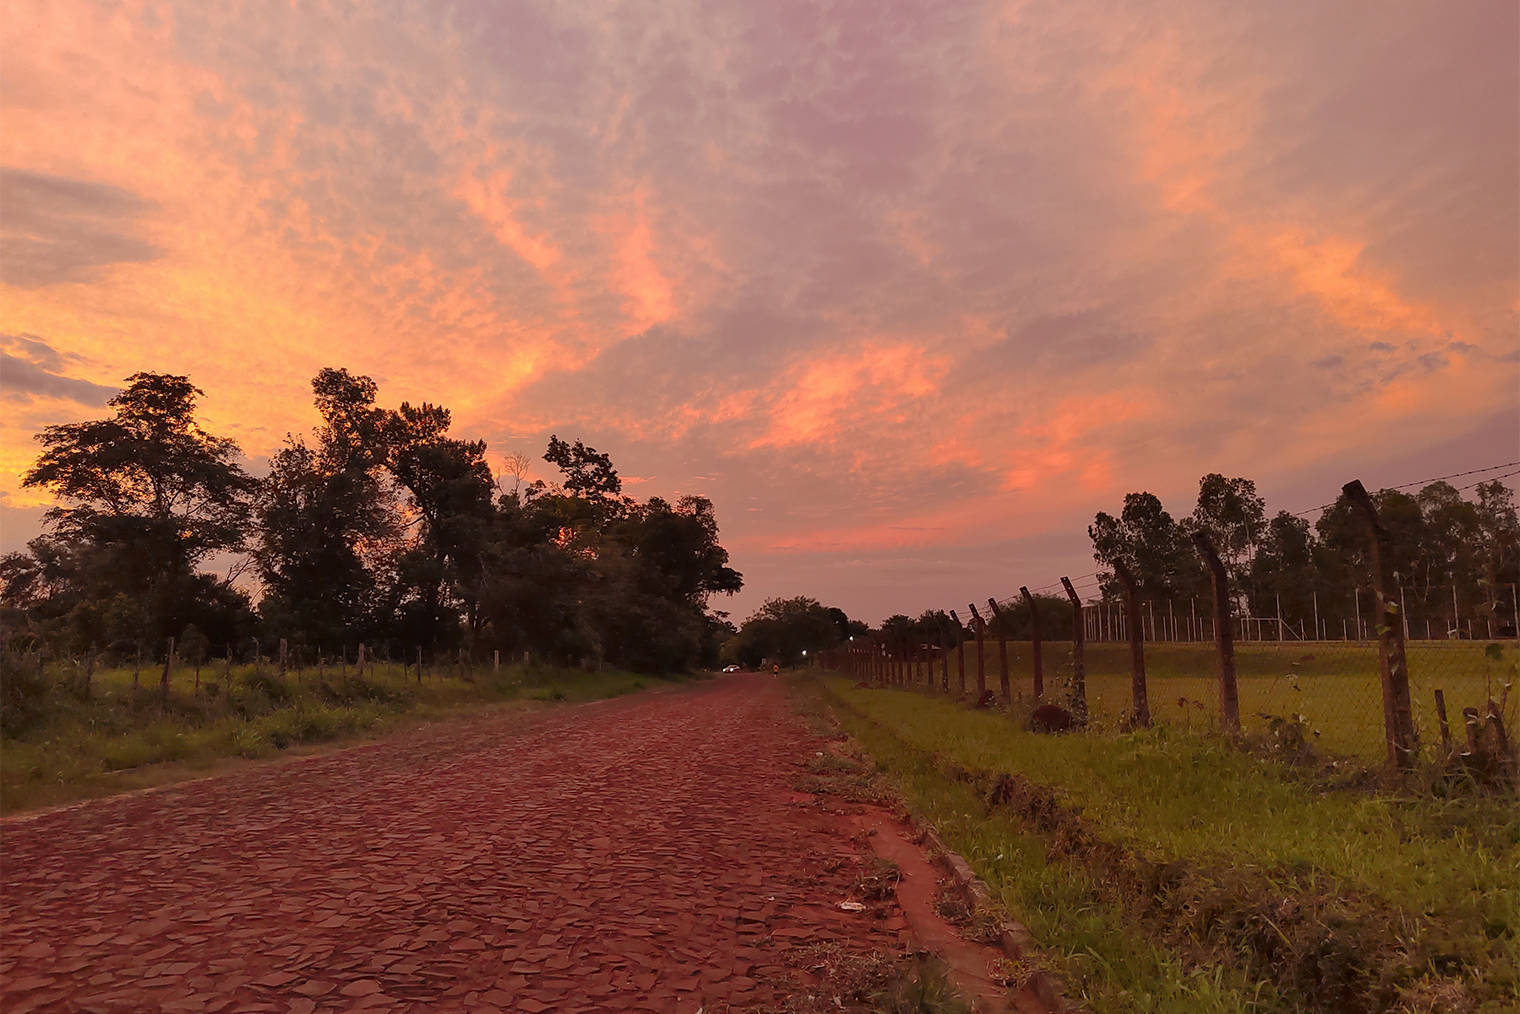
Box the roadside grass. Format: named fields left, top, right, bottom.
left=1, top=660, right=681, bottom=814
left=943, top=640, right=1514, bottom=762
left=804, top=675, right=1518, bottom=1014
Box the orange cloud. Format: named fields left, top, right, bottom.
left=754, top=343, right=948, bottom=450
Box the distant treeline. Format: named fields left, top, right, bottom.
left=845, top=471, right=1520, bottom=650
left=1, top=370, right=743, bottom=673
left=1088, top=473, right=1520, bottom=634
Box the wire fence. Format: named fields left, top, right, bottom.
left=820, top=482, right=1519, bottom=778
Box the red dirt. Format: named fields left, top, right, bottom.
left=0, top=675, right=914, bottom=1013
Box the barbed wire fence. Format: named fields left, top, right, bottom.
left=819, top=470, right=1520, bottom=780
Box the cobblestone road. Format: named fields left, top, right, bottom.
left=1, top=674, right=907, bottom=1013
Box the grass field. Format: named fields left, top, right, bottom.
left=930, top=639, right=1517, bottom=761
left=0, top=658, right=685, bottom=814
left=807, top=674, right=1519, bottom=1013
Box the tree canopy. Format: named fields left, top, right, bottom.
left=4, top=368, right=746, bottom=674
left=1089, top=474, right=1519, bottom=633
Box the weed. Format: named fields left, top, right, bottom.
left=805, top=675, right=1519, bottom=1013
left=0, top=661, right=673, bottom=813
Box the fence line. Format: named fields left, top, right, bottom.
left=820, top=481, right=1518, bottom=778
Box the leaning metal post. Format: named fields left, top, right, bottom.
left=1059, top=577, right=1088, bottom=724
left=950, top=610, right=968, bottom=695
left=968, top=603, right=987, bottom=697
left=1192, top=531, right=1240, bottom=732
left=987, top=599, right=1011, bottom=703
left=1344, top=480, right=1417, bottom=771
left=1111, top=559, right=1151, bottom=727
left=1020, top=587, right=1045, bottom=699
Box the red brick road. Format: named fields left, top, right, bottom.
left=1, top=674, right=906, bottom=1013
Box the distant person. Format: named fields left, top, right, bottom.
left=772, top=663, right=779, bottom=676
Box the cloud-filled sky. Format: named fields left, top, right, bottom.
left=2, top=0, right=1516, bottom=622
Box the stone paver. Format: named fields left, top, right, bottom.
left=1, top=675, right=905, bottom=1012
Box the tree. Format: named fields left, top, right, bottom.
left=1473, top=480, right=1520, bottom=617
left=543, top=435, right=622, bottom=501
left=384, top=401, right=497, bottom=649
left=255, top=370, right=401, bottom=648
left=1089, top=492, right=1195, bottom=599
left=20, top=373, right=257, bottom=649
left=727, top=597, right=841, bottom=667
left=616, top=496, right=743, bottom=606
left=23, top=374, right=255, bottom=584
left=1248, top=511, right=1322, bottom=631
left=1190, top=474, right=1266, bottom=590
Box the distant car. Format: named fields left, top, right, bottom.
left=722, top=664, right=741, bottom=672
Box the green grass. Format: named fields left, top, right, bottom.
left=936, top=639, right=1516, bottom=762
left=808, top=674, right=1519, bottom=1013
left=1, top=659, right=686, bottom=814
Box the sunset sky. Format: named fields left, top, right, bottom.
left=2, top=0, right=1516, bottom=623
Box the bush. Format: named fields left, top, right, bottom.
left=0, top=650, right=51, bottom=736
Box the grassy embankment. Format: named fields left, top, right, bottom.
left=1, top=659, right=685, bottom=814
left=934, top=639, right=1512, bottom=762
left=804, top=673, right=1518, bottom=1014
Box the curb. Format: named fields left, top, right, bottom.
left=915, top=817, right=1087, bottom=1013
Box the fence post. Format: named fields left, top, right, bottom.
left=939, top=622, right=951, bottom=692
left=1343, top=480, right=1417, bottom=771
left=1433, top=689, right=1451, bottom=760
left=1192, top=532, right=1240, bottom=732
left=968, top=604, right=988, bottom=697
left=987, top=599, right=1011, bottom=704
left=1060, top=577, right=1087, bottom=724
left=950, top=611, right=967, bottom=695
left=162, top=636, right=174, bottom=699
left=1111, top=559, right=1150, bottom=727
left=1019, top=587, right=1044, bottom=698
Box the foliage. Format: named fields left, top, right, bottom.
left=1090, top=473, right=1519, bottom=635
left=814, top=677, right=1518, bottom=1013
left=725, top=596, right=854, bottom=667
left=6, top=368, right=746, bottom=676
left=6, top=374, right=259, bottom=654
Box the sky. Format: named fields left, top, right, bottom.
left=2, top=0, right=1517, bottom=624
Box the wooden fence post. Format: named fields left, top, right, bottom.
left=162, top=637, right=174, bottom=700
left=968, top=604, right=987, bottom=698
left=1343, top=480, right=1417, bottom=771
left=950, top=611, right=967, bottom=696
left=1192, top=531, right=1240, bottom=732
left=1111, top=560, right=1150, bottom=727
left=1434, top=689, right=1451, bottom=760
left=1019, top=587, right=1044, bottom=699
left=987, top=599, right=1011, bottom=704
left=1060, top=577, right=1087, bottom=725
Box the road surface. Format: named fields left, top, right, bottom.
left=1, top=674, right=908, bottom=1013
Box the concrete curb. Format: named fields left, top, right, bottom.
left=916, top=819, right=1088, bottom=1013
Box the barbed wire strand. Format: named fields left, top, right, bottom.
left=1290, top=461, right=1520, bottom=517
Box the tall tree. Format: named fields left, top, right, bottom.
left=1190, top=474, right=1266, bottom=593
left=24, top=374, right=255, bottom=584
left=255, top=369, right=400, bottom=647
left=384, top=401, right=497, bottom=649
left=1089, top=492, right=1194, bottom=598
left=20, top=374, right=256, bottom=649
